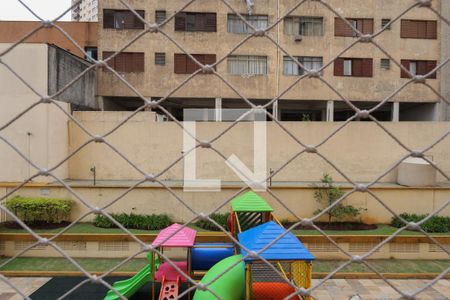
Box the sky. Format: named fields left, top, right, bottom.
left=0, top=0, right=72, bottom=21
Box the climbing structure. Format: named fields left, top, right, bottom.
left=229, top=191, right=280, bottom=237
left=152, top=223, right=197, bottom=300
left=238, top=221, right=314, bottom=300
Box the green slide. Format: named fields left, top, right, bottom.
left=104, top=254, right=157, bottom=300
left=193, top=255, right=245, bottom=300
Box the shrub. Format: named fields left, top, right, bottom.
left=391, top=213, right=450, bottom=233
left=313, top=174, right=362, bottom=223
left=93, top=213, right=172, bottom=231
left=5, top=196, right=73, bottom=225
left=195, top=213, right=229, bottom=231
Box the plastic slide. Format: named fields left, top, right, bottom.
left=193, top=255, right=245, bottom=300
left=104, top=254, right=158, bottom=300
left=104, top=264, right=152, bottom=300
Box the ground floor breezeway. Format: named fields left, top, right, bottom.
left=98, top=97, right=440, bottom=122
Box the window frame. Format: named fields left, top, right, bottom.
left=155, top=10, right=167, bottom=24
left=381, top=18, right=391, bottom=30
left=227, top=14, right=269, bottom=34
left=284, top=16, right=324, bottom=36
left=380, top=58, right=390, bottom=70
left=400, top=19, right=437, bottom=39
left=227, top=55, right=268, bottom=76
left=155, top=53, right=166, bottom=66
left=283, top=56, right=323, bottom=76
left=102, top=51, right=145, bottom=73
left=174, top=12, right=217, bottom=32
left=103, top=9, right=145, bottom=30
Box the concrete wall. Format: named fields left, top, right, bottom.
left=0, top=21, right=97, bottom=59
left=68, top=111, right=450, bottom=184
left=1, top=236, right=448, bottom=260
left=1, top=184, right=449, bottom=225
left=97, top=0, right=441, bottom=103
left=48, top=45, right=97, bottom=109
left=0, top=44, right=70, bottom=183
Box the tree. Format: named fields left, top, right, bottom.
left=313, top=173, right=361, bottom=223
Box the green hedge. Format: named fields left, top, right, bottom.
left=391, top=213, right=450, bottom=233
left=5, top=196, right=73, bottom=225
left=94, top=213, right=172, bottom=231
left=195, top=213, right=229, bottom=231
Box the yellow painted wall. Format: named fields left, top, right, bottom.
left=68, top=112, right=450, bottom=184
left=0, top=43, right=70, bottom=183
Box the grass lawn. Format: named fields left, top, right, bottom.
left=0, top=257, right=448, bottom=274
left=293, top=224, right=450, bottom=236
left=0, top=222, right=448, bottom=236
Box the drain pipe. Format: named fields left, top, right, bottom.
left=90, top=166, right=96, bottom=186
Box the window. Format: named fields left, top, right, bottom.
left=85, top=47, right=98, bottom=62
left=227, top=56, right=267, bottom=75
left=283, top=56, right=323, bottom=75
left=334, top=58, right=373, bottom=77
left=227, top=14, right=268, bottom=33
left=334, top=18, right=374, bottom=37
left=103, top=52, right=145, bottom=73
left=155, top=53, right=166, bottom=65
left=155, top=10, right=166, bottom=24
left=175, top=12, right=217, bottom=32
left=380, top=58, right=390, bottom=70
left=174, top=54, right=216, bottom=74
left=381, top=19, right=391, bottom=30
left=343, top=59, right=352, bottom=76
left=400, top=60, right=437, bottom=78
left=284, top=16, right=323, bottom=36
left=401, top=20, right=437, bottom=39
left=103, top=9, right=145, bottom=29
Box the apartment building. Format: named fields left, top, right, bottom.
left=0, top=21, right=98, bottom=60
left=72, top=0, right=99, bottom=21
left=97, top=0, right=447, bottom=121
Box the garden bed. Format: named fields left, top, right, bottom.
left=285, top=222, right=377, bottom=231
left=1, top=222, right=449, bottom=236
left=3, top=221, right=71, bottom=230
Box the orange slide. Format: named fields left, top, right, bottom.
left=159, top=276, right=181, bottom=300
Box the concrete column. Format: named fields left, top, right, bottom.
left=215, top=98, right=222, bottom=122
left=392, top=102, right=400, bottom=122
left=326, top=101, right=334, bottom=122
left=273, top=100, right=279, bottom=121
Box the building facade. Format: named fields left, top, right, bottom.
left=97, top=0, right=447, bottom=121
left=72, top=0, right=99, bottom=22
left=0, top=21, right=98, bottom=60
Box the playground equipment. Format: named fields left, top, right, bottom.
left=104, top=191, right=314, bottom=300
left=193, top=254, right=245, bottom=300
left=104, top=252, right=158, bottom=300
left=239, top=221, right=314, bottom=300
left=229, top=191, right=282, bottom=237
left=152, top=223, right=197, bottom=300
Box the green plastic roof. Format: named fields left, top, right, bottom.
left=231, top=191, right=273, bottom=212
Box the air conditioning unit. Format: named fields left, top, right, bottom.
left=294, top=35, right=303, bottom=42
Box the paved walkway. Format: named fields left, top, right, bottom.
left=0, top=277, right=50, bottom=300
left=0, top=278, right=448, bottom=299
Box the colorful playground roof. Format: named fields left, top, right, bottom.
left=152, top=223, right=197, bottom=248
left=238, top=221, right=315, bottom=261
left=231, top=191, right=273, bottom=212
